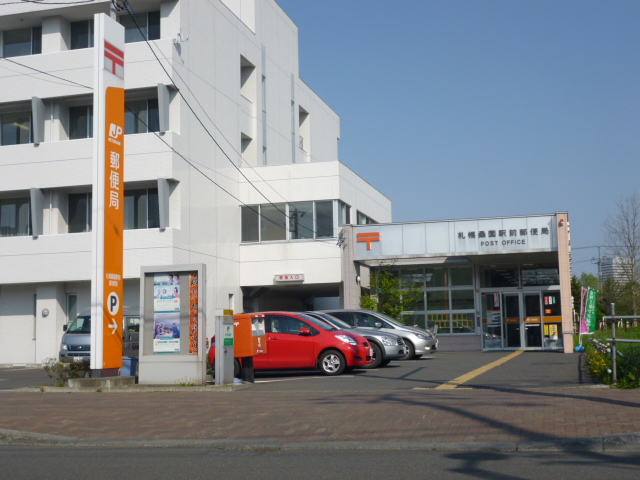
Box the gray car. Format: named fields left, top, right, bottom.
left=321, top=309, right=438, bottom=360
left=304, top=311, right=406, bottom=369
left=59, top=307, right=140, bottom=362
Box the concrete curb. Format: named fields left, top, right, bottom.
left=1, top=428, right=639, bottom=452
left=13, top=383, right=252, bottom=393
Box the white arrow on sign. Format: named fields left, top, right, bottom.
left=109, top=317, right=118, bottom=335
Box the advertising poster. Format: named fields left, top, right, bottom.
left=189, top=271, right=198, bottom=354
left=153, top=273, right=181, bottom=353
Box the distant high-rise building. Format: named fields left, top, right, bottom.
left=600, top=257, right=628, bottom=283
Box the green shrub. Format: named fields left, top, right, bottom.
left=616, top=345, right=640, bottom=389
left=584, top=336, right=640, bottom=388
left=43, top=358, right=92, bottom=386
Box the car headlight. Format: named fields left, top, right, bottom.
left=62, top=344, right=68, bottom=350
left=415, top=334, right=427, bottom=340
left=380, top=336, right=396, bottom=346
left=336, top=334, right=357, bottom=345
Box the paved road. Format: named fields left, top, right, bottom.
left=1, top=351, right=639, bottom=451
left=2, top=447, right=640, bottom=480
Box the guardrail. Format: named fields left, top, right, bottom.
left=600, top=304, right=640, bottom=384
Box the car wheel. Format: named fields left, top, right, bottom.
left=361, top=342, right=383, bottom=369
left=400, top=340, right=415, bottom=360
left=319, top=350, right=346, bottom=376
left=380, top=359, right=391, bottom=367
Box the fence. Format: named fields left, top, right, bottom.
left=599, top=303, right=640, bottom=384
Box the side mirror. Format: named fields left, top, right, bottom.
left=374, top=322, right=383, bottom=328
left=63, top=325, right=68, bottom=332
left=299, top=327, right=311, bottom=336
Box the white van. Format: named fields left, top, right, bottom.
left=59, top=307, right=140, bottom=362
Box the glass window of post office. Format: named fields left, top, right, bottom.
left=289, top=202, right=313, bottom=239
left=1, top=112, right=31, bottom=145
left=451, top=267, right=473, bottom=286
left=0, top=197, right=30, bottom=237
left=522, top=263, right=560, bottom=286
left=70, top=20, right=94, bottom=49
left=69, top=106, right=93, bottom=140
left=401, top=268, right=425, bottom=287
left=125, top=99, right=159, bottom=134
left=124, top=188, right=159, bottom=229
left=260, top=204, right=286, bottom=241
left=2, top=27, right=41, bottom=58
left=68, top=193, right=92, bottom=233
left=425, top=267, right=448, bottom=288
left=120, top=11, right=160, bottom=43
left=480, top=265, right=519, bottom=288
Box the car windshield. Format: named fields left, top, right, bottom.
left=312, top=313, right=352, bottom=330
left=372, top=312, right=404, bottom=327
left=67, top=315, right=91, bottom=333
left=295, top=313, right=337, bottom=331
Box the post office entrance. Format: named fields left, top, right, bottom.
left=483, top=291, right=559, bottom=350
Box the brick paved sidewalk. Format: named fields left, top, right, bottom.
left=1, top=386, right=639, bottom=447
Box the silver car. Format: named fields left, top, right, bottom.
left=304, top=311, right=406, bottom=369
left=322, top=309, right=438, bottom=360
left=59, top=307, right=140, bottom=362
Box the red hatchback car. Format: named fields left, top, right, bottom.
left=209, top=312, right=373, bottom=376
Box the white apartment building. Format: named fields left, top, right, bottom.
left=0, top=0, right=391, bottom=365
left=599, top=256, right=631, bottom=284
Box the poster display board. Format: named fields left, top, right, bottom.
left=139, top=264, right=205, bottom=385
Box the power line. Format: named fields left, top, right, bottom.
left=2, top=4, right=342, bottom=246
left=1, top=57, right=92, bottom=89
left=120, top=1, right=323, bottom=239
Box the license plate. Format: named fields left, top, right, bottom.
left=369, top=348, right=374, bottom=357
left=73, top=357, right=85, bottom=362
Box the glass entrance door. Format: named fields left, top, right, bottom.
left=524, top=293, right=543, bottom=348
left=482, top=293, right=503, bottom=349
left=503, top=293, right=521, bottom=348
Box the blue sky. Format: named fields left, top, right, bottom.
left=276, top=0, right=640, bottom=276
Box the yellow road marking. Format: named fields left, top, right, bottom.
left=430, top=350, right=524, bottom=390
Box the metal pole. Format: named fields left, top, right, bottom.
left=611, top=303, right=618, bottom=384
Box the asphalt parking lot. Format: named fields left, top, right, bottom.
left=245, top=350, right=593, bottom=392
left=0, top=350, right=593, bottom=393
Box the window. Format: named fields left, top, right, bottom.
left=242, top=201, right=340, bottom=243
left=315, top=201, right=333, bottom=238
left=125, top=188, right=159, bottom=229
left=120, top=11, right=160, bottom=43
left=125, top=99, right=159, bottom=134
left=522, top=264, right=560, bottom=286
left=391, top=265, right=477, bottom=334
left=69, top=106, right=93, bottom=140
left=480, top=265, right=519, bottom=288
left=338, top=201, right=350, bottom=227
left=260, top=204, right=286, bottom=241
left=357, top=211, right=376, bottom=225
left=2, top=27, right=41, bottom=58
left=241, top=206, right=259, bottom=242
left=0, top=197, right=31, bottom=237
left=68, top=193, right=92, bottom=233
left=1, top=112, right=31, bottom=145
left=289, top=202, right=313, bottom=240
left=66, top=294, right=78, bottom=323
left=70, top=20, right=94, bottom=50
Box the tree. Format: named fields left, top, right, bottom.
left=603, top=192, right=640, bottom=316
left=360, top=263, right=423, bottom=320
